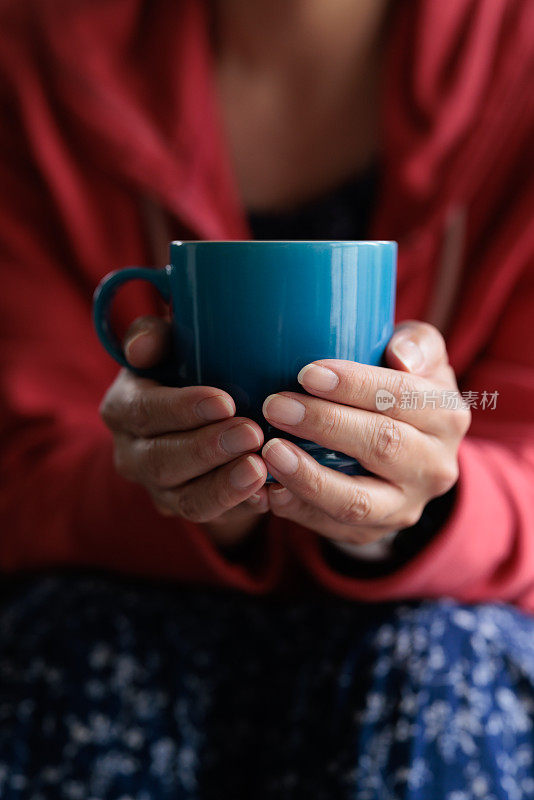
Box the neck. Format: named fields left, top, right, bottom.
left=212, top=0, right=389, bottom=73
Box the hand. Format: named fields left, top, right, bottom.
left=100, top=316, right=268, bottom=547
left=257, top=321, right=471, bottom=545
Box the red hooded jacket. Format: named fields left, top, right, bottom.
left=1, top=0, right=534, bottom=606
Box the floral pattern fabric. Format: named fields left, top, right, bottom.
left=0, top=575, right=533, bottom=799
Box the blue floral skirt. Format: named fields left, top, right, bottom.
left=0, top=574, right=533, bottom=799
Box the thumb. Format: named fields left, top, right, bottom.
left=386, top=320, right=449, bottom=377
left=123, top=316, right=171, bottom=369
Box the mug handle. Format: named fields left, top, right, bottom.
left=92, top=265, right=173, bottom=381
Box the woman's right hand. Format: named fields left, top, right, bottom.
left=99, top=317, right=268, bottom=542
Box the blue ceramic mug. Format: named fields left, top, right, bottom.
left=93, top=240, right=397, bottom=479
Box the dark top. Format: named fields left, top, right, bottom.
left=248, top=165, right=378, bottom=242
left=244, top=166, right=454, bottom=579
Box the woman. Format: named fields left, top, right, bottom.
left=0, top=0, right=533, bottom=797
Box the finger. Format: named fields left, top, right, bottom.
left=295, top=360, right=465, bottom=435
left=244, top=486, right=270, bottom=514
left=261, top=438, right=421, bottom=529
left=123, top=315, right=171, bottom=368
left=385, top=320, right=450, bottom=379
left=100, top=369, right=236, bottom=436
left=152, top=454, right=267, bottom=523
left=126, top=417, right=264, bottom=488
left=268, top=485, right=396, bottom=545
left=263, top=392, right=440, bottom=485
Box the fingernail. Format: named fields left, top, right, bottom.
left=247, top=492, right=269, bottom=513
left=262, top=439, right=299, bottom=475
left=196, top=395, right=234, bottom=421
left=298, top=364, right=339, bottom=392
left=270, top=487, right=293, bottom=505
left=124, top=329, right=150, bottom=362
left=230, top=456, right=264, bottom=489
left=391, top=336, right=425, bottom=372
left=221, top=423, right=262, bottom=455
left=263, top=394, right=306, bottom=426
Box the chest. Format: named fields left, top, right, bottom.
left=215, top=61, right=380, bottom=213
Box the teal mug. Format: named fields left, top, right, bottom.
left=93, top=240, right=397, bottom=480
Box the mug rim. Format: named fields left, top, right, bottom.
left=171, top=239, right=396, bottom=245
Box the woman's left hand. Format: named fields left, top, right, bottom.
left=255, top=321, right=471, bottom=545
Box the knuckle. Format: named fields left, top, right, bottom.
left=335, top=488, right=372, bottom=525
left=212, top=476, right=236, bottom=514
left=126, top=392, right=152, bottom=437
left=142, top=438, right=172, bottom=487
left=429, top=461, right=459, bottom=496
left=443, top=401, right=470, bottom=437
left=373, top=417, right=403, bottom=464
left=418, top=321, right=444, bottom=345
left=320, top=403, right=346, bottom=440
left=99, top=397, right=111, bottom=425
left=348, top=365, right=376, bottom=406
left=112, top=442, right=135, bottom=481
left=99, top=390, right=120, bottom=430
left=400, top=321, right=445, bottom=354
left=446, top=410, right=464, bottom=437
left=398, top=505, right=425, bottom=529
left=172, top=489, right=206, bottom=523
left=296, top=464, right=328, bottom=504
left=464, top=404, right=473, bottom=428
left=189, top=430, right=218, bottom=470
left=383, top=373, right=414, bottom=418
left=151, top=495, right=176, bottom=517
left=455, top=406, right=472, bottom=436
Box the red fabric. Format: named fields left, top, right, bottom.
left=1, top=0, right=534, bottom=606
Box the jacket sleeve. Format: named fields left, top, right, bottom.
left=291, top=174, right=534, bottom=608
left=0, top=87, right=284, bottom=594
